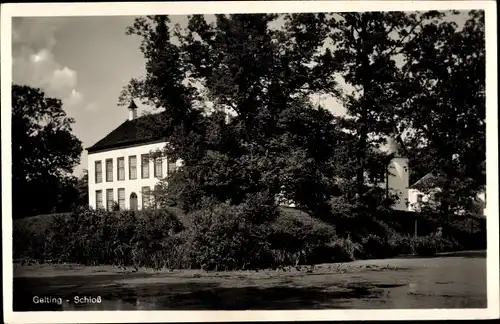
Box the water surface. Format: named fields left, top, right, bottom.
left=13, top=251, right=487, bottom=310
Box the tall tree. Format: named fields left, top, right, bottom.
left=76, top=169, right=89, bottom=207
left=401, top=10, right=485, bottom=217
left=120, top=14, right=344, bottom=217
left=12, top=85, right=82, bottom=217
left=322, top=12, right=443, bottom=207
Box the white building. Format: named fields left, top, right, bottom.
left=374, top=136, right=485, bottom=216
left=407, top=164, right=487, bottom=216
left=86, top=101, right=180, bottom=211
left=377, top=134, right=410, bottom=211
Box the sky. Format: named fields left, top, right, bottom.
left=11, top=12, right=470, bottom=177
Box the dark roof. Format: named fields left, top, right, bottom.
left=410, top=172, right=440, bottom=190
left=388, top=131, right=409, bottom=157
left=128, top=100, right=138, bottom=109
left=377, top=128, right=409, bottom=158
left=410, top=160, right=486, bottom=190
left=381, top=135, right=407, bottom=157
left=86, top=113, right=168, bottom=153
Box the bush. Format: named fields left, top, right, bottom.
left=268, top=207, right=336, bottom=265
left=184, top=201, right=273, bottom=271
left=440, top=236, right=463, bottom=253
left=130, top=209, right=187, bottom=269
left=387, top=232, right=449, bottom=257
left=13, top=222, right=46, bottom=262
left=387, top=233, right=414, bottom=256
left=325, top=236, right=363, bottom=262
left=13, top=199, right=485, bottom=270
left=360, top=234, right=393, bottom=259
left=13, top=206, right=188, bottom=268
left=16, top=202, right=341, bottom=270
left=411, top=236, right=440, bottom=256
left=268, top=210, right=362, bottom=265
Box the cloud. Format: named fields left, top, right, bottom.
left=83, top=102, right=99, bottom=112
left=48, top=67, right=78, bottom=95
left=12, top=17, right=87, bottom=112
left=12, top=18, right=67, bottom=55
left=63, top=89, right=84, bottom=109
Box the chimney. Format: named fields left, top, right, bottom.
left=128, top=100, right=138, bottom=121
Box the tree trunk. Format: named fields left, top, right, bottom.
left=356, top=122, right=368, bottom=200
left=440, top=150, right=454, bottom=222
left=355, top=17, right=371, bottom=204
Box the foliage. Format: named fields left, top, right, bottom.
left=387, top=231, right=454, bottom=257
left=11, top=204, right=349, bottom=268
left=387, top=233, right=415, bottom=256
left=320, top=12, right=441, bottom=202
left=129, top=209, right=189, bottom=269
left=13, top=206, right=184, bottom=267
left=410, top=235, right=441, bottom=256
left=183, top=202, right=270, bottom=270
left=327, top=190, right=396, bottom=242
left=74, top=169, right=89, bottom=207
left=401, top=11, right=486, bottom=217
left=119, top=14, right=348, bottom=218
left=360, top=234, right=394, bottom=259
left=268, top=207, right=336, bottom=265
left=12, top=85, right=83, bottom=218
left=117, top=11, right=486, bottom=229
left=326, top=236, right=364, bottom=262
left=13, top=12, right=488, bottom=271
left=13, top=204, right=485, bottom=269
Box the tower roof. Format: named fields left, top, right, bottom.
left=379, top=133, right=407, bottom=157
left=128, top=100, right=138, bottom=109
left=384, top=136, right=402, bottom=154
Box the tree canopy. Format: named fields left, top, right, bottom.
left=120, top=10, right=486, bottom=221
left=12, top=85, right=83, bottom=217
left=400, top=10, right=486, bottom=216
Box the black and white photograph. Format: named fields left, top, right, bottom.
left=1, top=1, right=498, bottom=322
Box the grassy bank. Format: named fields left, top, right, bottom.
left=13, top=204, right=485, bottom=271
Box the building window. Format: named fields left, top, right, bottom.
left=96, top=190, right=103, bottom=209
left=142, top=186, right=150, bottom=209
left=106, top=159, right=113, bottom=182
left=106, top=189, right=114, bottom=211
left=417, top=194, right=424, bottom=203
left=95, top=161, right=102, bottom=183
left=154, top=158, right=163, bottom=178
left=117, top=157, right=125, bottom=181
left=167, top=159, right=177, bottom=176
left=141, top=154, right=150, bottom=179
left=129, top=155, right=137, bottom=180
left=118, top=188, right=125, bottom=210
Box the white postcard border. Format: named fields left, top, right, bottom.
left=2, top=1, right=498, bottom=323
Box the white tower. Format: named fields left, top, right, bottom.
left=380, top=134, right=410, bottom=211
left=128, top=100, right=138, bottom=121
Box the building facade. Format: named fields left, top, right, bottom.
left=86, top=101, right=180, bottom=211
left=382, top=157, right=410, bottom=211
left=377, top=135, right=410, bottom=211
left=87, top=141, right=180, bottom=210
left=407, top=171, right=486, bottom=216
